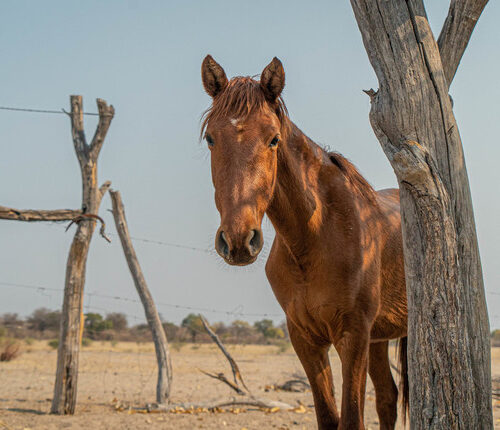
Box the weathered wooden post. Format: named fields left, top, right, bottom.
left=109, top=189, right=173, bottom=403
left=350, top=1, right=492, bottom=428
left=51, top=95, right=114, bottom=415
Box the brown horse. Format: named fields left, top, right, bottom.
left=201, top=55, right=408, bottom=430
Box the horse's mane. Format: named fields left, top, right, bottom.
left=201, top=77, right=290, bottom=139
left=328, top=152, right=379, bottom=206
left=200, top=77, right=377, bottom=207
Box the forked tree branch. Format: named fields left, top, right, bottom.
left=438, top=0, right=489, bottom=87
left=197, top=369, right=246, bottom=395
left=90, top=99, right=115, bottom=160
left=200, top=315, right=249, bottom=393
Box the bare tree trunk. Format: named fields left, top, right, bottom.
left=109, top=189, right=173, bottom=403
left=51, top=96, right=114, bottom=415
left=350, top=1, right=492, bottom=428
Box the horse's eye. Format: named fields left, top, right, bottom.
left=269, top=135, right=280, bottom=148
left=205, top=134, right=214, bottom=147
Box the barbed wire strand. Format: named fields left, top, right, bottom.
left=0, top=281, right=283, bottom=318
left=0, top=105, right=99, bottom=116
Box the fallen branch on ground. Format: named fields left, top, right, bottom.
left=265, top=379, right=310, bottom=393
left=145, top=314, right=295, bottom=411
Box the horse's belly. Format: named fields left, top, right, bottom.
left=370, top=309, right=407, bottom=341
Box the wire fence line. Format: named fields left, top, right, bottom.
left=1, top=103, right=498, bottom=322
left=43, top=221, right=213, bottom=255
left=0, top=281, right=283, bottom=319
left=1, top=280, right=499, bottom=323
left=0, top=105, right=99, bottom=116
left=107, top=232, right=212, bottom=254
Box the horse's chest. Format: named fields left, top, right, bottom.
left=267, top=265, right=346, bottom=344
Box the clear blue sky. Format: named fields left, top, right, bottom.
left=1, top=1, right=498, bottom=328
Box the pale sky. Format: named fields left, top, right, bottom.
left=1, top=1, right=498, bottom=328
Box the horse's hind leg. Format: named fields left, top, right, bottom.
left=368, top=341, right=398, bottom=430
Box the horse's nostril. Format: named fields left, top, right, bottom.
left=247, top=229, right=263, bottom=256
left=216, top=230, right=230, bottom=259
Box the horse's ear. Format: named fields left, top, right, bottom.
left=260, top=57, right=285, bottom=102
left=201, top=55, right=228, bottom=98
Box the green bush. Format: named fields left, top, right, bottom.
left=81, top=338, right=92, bottom=347
left=48, top=339, right=59, bottom=349
left=171, top=341, right=185, bottom=352
left=275, top=340, right=291, bottom=354
left=24, top=337, right=35, bottom=345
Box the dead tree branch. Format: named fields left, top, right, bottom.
left=148, top=397, right=294, bottom=412
left=438, top=0, right=489, bottom=86
left=188, top=314, right=294, bottom=411
left=0, top=206, right=81, bottom=222
left=65, top=213, right=111, bottom=243
left=109, top=189, right=173, bottom=404
left=200, top=315, right=249, bottom=393
left=198, top=369, right=246, bottom=395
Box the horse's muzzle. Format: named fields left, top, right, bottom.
left=215, top=227, right=263, bottom=266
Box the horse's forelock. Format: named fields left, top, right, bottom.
left=200, top=77, right=289, bottom=140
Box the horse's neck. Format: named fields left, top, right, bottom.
left=266, top=122, right=349, bottom=259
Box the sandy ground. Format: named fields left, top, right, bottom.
left=0, top=341, right=499, bottom=429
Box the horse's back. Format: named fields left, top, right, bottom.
left=376, top=188, right=400, bottom=213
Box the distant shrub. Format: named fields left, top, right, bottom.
left=171, top=341, right=185, bottom=352
left=48, top=339, right=59, bottom=349
left=275, top=340, right=291, bottom=354
left=110, top=340, right=118, bottom=347
left=24, top=337, right=35, bottom=346
left=0, top=339, right=22, bottom=362
left=81, top=338, right=92, bottom=347
left=0, top=326, right=6, bottom=338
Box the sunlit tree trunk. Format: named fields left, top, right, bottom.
left=350, top=1, right=492, bottom=428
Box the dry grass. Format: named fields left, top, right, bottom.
left=0, top=341, right=498, bottom=429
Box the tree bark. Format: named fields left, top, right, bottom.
left=0, top=207, right=81, bottom=221
left=350, top=1, right=492, bottom=428
left=51, top=96, right=114, bottom=415
left=438, top=0, right=489, bottom=86
left=109, top=189, right=173, bottom=403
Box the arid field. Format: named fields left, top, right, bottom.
left=0, top=341, right=499, bottom=429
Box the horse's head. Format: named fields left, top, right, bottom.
left=201, top=55, right=287, bottom=266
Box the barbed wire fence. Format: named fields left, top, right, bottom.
left=0, top=102, right=290, bottom=412
left=1, top=103, right=499, bottom=412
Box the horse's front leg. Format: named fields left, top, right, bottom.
left=288, top=321, right=339, bottom=430
left=336, top=325, right=370, bottom=430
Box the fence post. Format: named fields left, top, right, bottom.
left=110, top=189, right=173, bottom=403
left=51, top=95, right=114, bottom=415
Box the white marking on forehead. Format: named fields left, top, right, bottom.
left=230, top=118, right=239, bottom=126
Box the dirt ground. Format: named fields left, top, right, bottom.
left=0, top=341, right=498, bottom=429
